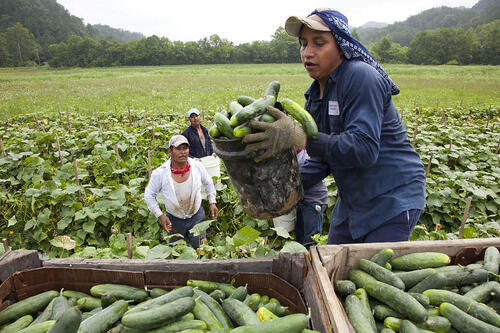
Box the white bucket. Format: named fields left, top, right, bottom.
left=200, top=155, right=221, bottom=178
left=272, top=207, right=297, bottom=232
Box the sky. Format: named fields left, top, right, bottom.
left=56, top=0, right=480, bottom=44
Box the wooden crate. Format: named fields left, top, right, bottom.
left=310, top=238, right=500, bottom=333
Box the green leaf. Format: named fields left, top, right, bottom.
left=57, top=216, right=73, bottom=230
left=233, top=226, right=260, bottom=247
left=280, top=241, right=308, bottom=253
left=189, top=220, right=213, bottom=237
left=7, top=216, right=17, bottom=227
left=50, top=235, right=76, bottom=250
left=272, top=226, right=291, bottom=239
left=178, top=247, right=198, bottom=260
left=24, top=218, right=36, bottom=231
left=82, top=221, right=96, bottom=233
left=37, top=208, right=51, bottom=225
left=147, top=244, right=172, bottom=259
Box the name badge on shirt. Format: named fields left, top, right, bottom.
left=329, top=101, right=340, bottom=116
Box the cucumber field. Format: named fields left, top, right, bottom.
left=0, top=64, right=499, bottom=259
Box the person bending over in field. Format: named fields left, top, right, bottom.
left=144, top=135, right=218, bottom=248
left=242, top=8, right=426, bottom=244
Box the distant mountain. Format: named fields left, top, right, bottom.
left=356, top=0, right=500, bottom=46
left=358, top=22, right=389, bottom=29
left=88, top=24, right=144, bottom=43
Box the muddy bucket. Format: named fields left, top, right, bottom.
left=213, top=137, right=303, bottom=219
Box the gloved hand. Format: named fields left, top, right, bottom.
left=242, top=105, right=307, bottom=163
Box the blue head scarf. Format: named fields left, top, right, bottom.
left=310, top=9, right=400, bottom=95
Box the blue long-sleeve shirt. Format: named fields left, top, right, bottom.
left=181, top=125, right=213, bottom=158
left=302, top=59, right=426, bottom=239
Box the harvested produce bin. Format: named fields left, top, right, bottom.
left=310, top=238, right=500, bottom=333
left=213, top=137, right=303, bottom=219
left=0, top=251, right=332, bottom=332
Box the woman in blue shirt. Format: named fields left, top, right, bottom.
left=243, top=9, right=426, bottom=244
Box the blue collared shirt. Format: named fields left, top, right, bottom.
left=181, top=125, right=213, bottom=158
left=302, top=59, right=426, bottom=239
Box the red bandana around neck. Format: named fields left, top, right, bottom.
left=170, top=161, right=190, bottom=176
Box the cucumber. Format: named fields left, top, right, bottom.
left=221, top=298, right=260, bottom=326
left=17, top=321, right=55, bottom=333
left=427, top=307, right=441, bottom=317
left=373, top=304, right=402, bottom=321
left=464, top=281, right=500, bottom=303
left=0, top=290, right=59, bottom=326
left=230, top=95, right=275, bottom=127
left=214, top=112, right=236, bottom=138
left=359, top=258, right=405, bottom=290
left=90, top=284, right=148, bottom=303
left=208, top=123, right=220, bottom=138
left=77, top=299, right=128, bottom=333
left=209, top=289, right=226, bottom=303
left=408, top=293, right=431, bottom=308
left=0, top=314, right=33, bottom=333
left=50, top=294, right=71, bottom=320
left=81, top=307, right=101, bottom=320
left=459, top=284, right=476, bottom=295
left=244, top=293, right=261, bottom=312
left=126, top=286, right=193, bottom=314
left=186, top=280, right=235, bottom=296
left=384, top=316, right=401, bottom=331
left=149, top=288, right=168, bottom=298
left=334, top=280, right=356, bottom=298
left=364, top=281, right=428, bottom=323
left=229, top=313, right=308, bottom=333
left=423, top=288, right=500, bottom=328
left=233, top=123, right=252, bottom=138
left=145, top=319, right=207, bottom=332
left=380, top=329, right=397, bottom=333
left=259, top=112, right=275, bottom=123
left=237, top=96, right=255, bottom=107
left=348, top=269, right=379, bottom=289
left=77, top=297, right=102, bottom=311
left=408, top=272, right=448, bottom=294
left=47, top=307, right=81, bottom=333
left=345, top=295, right=377, bottom=333
left=228, top=286, right=247, bottom=301
left=100, top=294, right=117, bottom=309
left=390, top=253, right=451, bottom=271
left=229, top=101, right=244, bottom=117
left=263, top=81, right=280, bottom=98
left=399, top=319, right=420, bottom=333
left=488, top=298, right=500, bottom=313
left=257, top=295, right=269, bottom=308
left=61, top=291, right=90, bottom=300
left=370, top=248, right=395, bottom=267
left=30, top=298, right=56, bottom=326
left=256, top=307, right=278, bottom=322
left=440, top=302, right=500, bottom=333
left=395, top=269, right=437, bottom=290
left=280, top=98, right=318, bottom=138
left=484, top=246, right=500, bottom=275
left=121, top=297, right=194, bottom=330
left=191, top=297, right=222, bottom=330
left=354, top=288, right=377, bottom=333
left=441, top=267, right=489, bottom=287
left=193, top=289, right=232, bottom=328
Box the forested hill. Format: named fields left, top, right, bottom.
left=356, top=0, right=500, bottom=46
left=0, top=0, right=144, bottom=53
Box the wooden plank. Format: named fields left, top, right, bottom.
left=0, top=250, right=41, bottom=282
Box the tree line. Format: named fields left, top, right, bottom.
left=0, top=20, right=498, bottom=67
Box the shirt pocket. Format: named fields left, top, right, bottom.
left=328, top=115, right=343, bottom=134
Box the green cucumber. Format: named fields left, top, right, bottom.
left=280, top=98, right=318, bottom=138
left=364, top=281, right=428, bottom=323
left=399, top=319, right=420, bottom=333
left=77, top=297, right=102, bottom=311
left=354, top=288, right=377, bottom=333
left=186, top=280, right=235, bottom=296
left=373, top=304, right=402, bottom=321
left=209, top=289, right=226, bottom=303
left=408, top=272, right=448, bottom=294
left=191, top=297, right=222, bottom=330
left=77, top=299, right=128, bottom=333
left=244, top=293, right=261, bottom=312
left=359, top=258, right=405, bottom=290
left=464, top=281, right=500, bottom=303
left=370, top=248, right=395, bottom=266
left=233, top=123, right=252, bottom=138
left=214, top=112, right=236, bottom=138
left=193, top=289, right=232, bottom=328
left=395, top=269, right=436, bottom=290
left=384, top=316, right=402, bottom=331
left=221, top=298, right=260, bottom=326
left=423, top=289, right=500, bottom=328
left=408, top=293, right=431, bottom=308
left=230, top=95, right=275, bottom=127
left=17, top=321, right=55, bottom=333
left=380, top=329, right=397, bottom=333
left=208, top=123, right=220, bottom=138
left=30, top=298, right=55, bottom=326
left=439, top=302, right=500, bottom=333
left=484, top=246, right=500, bottom=275
left=229, top=313, right=308, bottom=333
left=121, top=297, right=194, bottom=330
left=257, top=295, right=269, bottom=308
left=390, top=253, right=451, bottom=271
left=149, top=288, right=168, bottom=298
left=61, top=291, right=90, bottom=300
left=334, top=280, right=356, bottom=297
left=263, top=81, right=280, bottom=98
left=237, top=96, right=255, bottom=107
left=345, top=295, right=377, bottom=333
left=126, top=286, right=193, bottom=314
left=100, top=294, right=117, bottom=308
left=229, top=101, right=244, bottom=117
left=47, top=307, right=81, bottom=333
left=0, top=290, right=59, bottom=326
left=348, top=269, right=379, bottom=289
left=259, top=112, right=275, bottom=123
left=50, top=294, right=70, bottom=320
left=81, top=307, right=101, bottom=321
left=228, top=286, right=247, bottom=301
left=0, top=314, right=33, bottom=333
left=145, top=319, right=207, bottom=332
left=441, top=267, right=489, bottom=287
left=427, top=308, right=440, bottom=317
left=90, top=284, right=148, bottom=303
left=459, top=284, right=476, bottom=295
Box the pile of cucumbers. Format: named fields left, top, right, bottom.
left=0, top=279, right=319, bottom=333
left=209, top=81, right=318, bottom=140
left=336, top=246, right=500, bottom=333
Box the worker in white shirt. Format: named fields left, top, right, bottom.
left=144, top=135, right=218, bottom=248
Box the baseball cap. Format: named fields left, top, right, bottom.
left=187, top=108, right=200, bottom=118
left=169, top=135, right=189, bottom=148
left=285, top=10, right=332, bottom=37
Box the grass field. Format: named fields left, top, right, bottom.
left=0, top=64, right=498, bottom=119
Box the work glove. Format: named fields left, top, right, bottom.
left=242, top=105, right=307, bottom=163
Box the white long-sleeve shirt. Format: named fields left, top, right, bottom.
left=144, top=157, right=216, bottom=219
